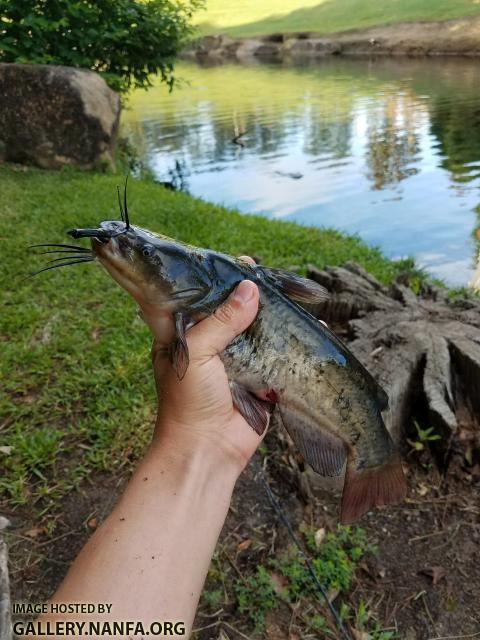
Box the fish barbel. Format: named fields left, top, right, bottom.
left=67, top=214, right=406, bottom=523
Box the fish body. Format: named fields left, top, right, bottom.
left=70, top=218, right=406, bottom=523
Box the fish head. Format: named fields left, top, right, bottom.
left=79, top=220, right=211, bottom=311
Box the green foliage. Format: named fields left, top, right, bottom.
left=275, top=525, right=375, bottom=598
left=407, top=421, right=441, bottom=452
left=392, top=257, right=429, bottom=295
left=348, top=599, right=399, bottom=639
left=447, top=285, right=480, bottom=300
left=234, top=565, right=277, bottom=633
left=305, top=613, right=332, bottom=634
left=0, top=0, right=203, bottom=93
left=200, top=588, right=223, bottom=610
left=232, top=525, right=377, bottom=634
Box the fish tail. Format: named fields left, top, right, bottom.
left=340, top=454, right=407, bottom=524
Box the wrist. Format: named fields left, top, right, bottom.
left=147, top=420, right=243, bottom=485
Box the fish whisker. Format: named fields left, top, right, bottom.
left=46, top=256, right=94, bottom=264
left=123, top=176, right=130, bottom=230
left=29, top=243, right=90, bottom=252
left=39, top=249, right=93, bottom=256
left=30, top=257, right=94, bottom=277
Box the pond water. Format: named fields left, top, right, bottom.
left=122, top=58, right=480, bottom=286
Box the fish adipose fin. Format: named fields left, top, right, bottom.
left=260, top=267, right=330, bottom=304
left=279, top=405, right=346, bottom=476
left=231, top=382, right=272, bottom=435
left=169, top=312, right=189, bottom=380
left=341, top=454, right=407, bottom=524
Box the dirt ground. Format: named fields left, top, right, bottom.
left=5, top=413, right=480, bottom=639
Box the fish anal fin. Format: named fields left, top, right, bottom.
left=279, top=405, right=346, bottom=477
left=231, top=382, right=273, bottom=436
left=340, top=454, right=407, bottom=524
left=261, top=267, right=330, bottom=304
left=169, top=312, right=189, bottom=380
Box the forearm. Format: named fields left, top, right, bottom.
left=42, top=429, right=239, bottom=636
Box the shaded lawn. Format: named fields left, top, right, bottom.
left=0, top=166, right=403, bottom=516
left=196, top=0, right=480, bottom=38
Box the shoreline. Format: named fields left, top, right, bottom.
left=185, top=16, right=480, bottom=62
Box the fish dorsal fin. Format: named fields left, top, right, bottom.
left=260, top=267, right=330, bottom=304
left=278, top=405, right=346, bottom=477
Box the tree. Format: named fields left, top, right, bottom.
left=0, top=0, right=203, bottom=93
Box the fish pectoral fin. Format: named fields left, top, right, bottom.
left=260, top=266, right=330, bottom=304
left=169, top=312, right=189, bottom=380
left=278, top=405, right=346, bottom=476
left=340, top=454, right=407, bottom=525
left=231, top=382, right=273, bottom=436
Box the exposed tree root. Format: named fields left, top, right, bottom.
left=307, top=262, right=480, bottom=465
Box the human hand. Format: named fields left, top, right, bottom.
left=150, top=259, right=268, bottom=476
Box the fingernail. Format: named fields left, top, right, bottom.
left=233, top=280, right=255, bottom=303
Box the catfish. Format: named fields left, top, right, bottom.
left=62, top=208, right=406, bottom=523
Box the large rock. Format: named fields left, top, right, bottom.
left=0, top=64, right=120, bottom=170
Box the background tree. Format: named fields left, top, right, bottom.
left=0, top=0, right=203, bottom=93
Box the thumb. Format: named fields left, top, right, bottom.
left=187, top=280, right=259, bottom=359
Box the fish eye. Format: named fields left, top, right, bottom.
left=142, top=245, right=154, bottom=257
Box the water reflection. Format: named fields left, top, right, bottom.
left=365, top=92, right=421, bottom=190
left=122, top=58, right=480, bottom=286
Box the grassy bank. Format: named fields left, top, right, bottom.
left=196, top=0, right=480, bottom=38
left=0, top=166, right=404, bottom=514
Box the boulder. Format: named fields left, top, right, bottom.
left=0, top=64, right=120, bottom=170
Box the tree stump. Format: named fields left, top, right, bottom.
left=306, top=262, right=480, bottom=465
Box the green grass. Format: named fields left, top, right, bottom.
left=0, top=165, right=405, bottom=513
left=195, top=0, right=480, bottom=38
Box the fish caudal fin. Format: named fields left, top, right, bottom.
left=340, top=454, right=407, bottom=524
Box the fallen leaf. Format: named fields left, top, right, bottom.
left=419, top=565, right=447, bottom=585
left=87, top=517, right=97, bottom=530
left=25, top=527, right=46, bottom=538
left=237, top=538, right=252, bottom=552
left=0, top=516, right=10, bottom=531
left=417, top=483, right=429, bottom=496
left=327, top=586, right=340, bottom=601
left=0, top=446, right=12, bottom=455
left=314, top=527, right=326, bottom=546
left=268, top=571, right=288, bottom=596
left=351, top=628, right=371, bottom=640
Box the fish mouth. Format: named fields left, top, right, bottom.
left=68, top=227, right=121, bottom=241
left=69, top=228, right=110, bottom=239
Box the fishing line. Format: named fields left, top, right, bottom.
left=252, top=457, right=353, bottom=640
